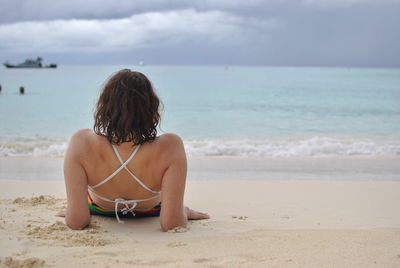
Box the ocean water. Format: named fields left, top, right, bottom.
left=0, top=65, right=399, bottom=157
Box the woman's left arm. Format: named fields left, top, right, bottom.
left=62, top=131, right=91, bottom=230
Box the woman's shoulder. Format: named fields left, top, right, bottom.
left=71, top=128, right=93, bottom=137
left=67, top=129, right=110, bottom=160
left=67, top=129, right=101, bottom=152
left=156, top=133, right=184, bottom=148
left=151, top=133, right=185, bottom=160
left=69, top=128, right=95, bottom=143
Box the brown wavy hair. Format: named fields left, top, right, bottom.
left=94, top=69, right=161, bottom=145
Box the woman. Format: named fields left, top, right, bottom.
left=57, top=69, right=209, bottom=231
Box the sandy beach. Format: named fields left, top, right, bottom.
left=1, top=156, right=400, bottom=268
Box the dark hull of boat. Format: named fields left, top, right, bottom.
left=4, top=64, right=57, bottom=68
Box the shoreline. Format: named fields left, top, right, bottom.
left=1, top=155, right=399, bottom=181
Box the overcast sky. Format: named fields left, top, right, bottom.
left=0, top=0, right=399, bottom=67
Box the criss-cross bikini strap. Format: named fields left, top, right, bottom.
left=90, top=144, right=141, bottom=189
left=112, top=145, right=161, bottom=194
left=112, top=144, right=125, bottom=163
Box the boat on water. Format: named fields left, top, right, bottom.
left=3, top=57, right=57, bottom=68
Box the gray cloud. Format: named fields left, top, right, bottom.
left=0, top=9, right=277, bottom=52
left=0, top=0, right=268, bottom=23
left=0, top=0, right=399, bottom=67
left=1, top=0, right=397, bottom=23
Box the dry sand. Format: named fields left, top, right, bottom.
left=1, top=178, right=400, bottom=268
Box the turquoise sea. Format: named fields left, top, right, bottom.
left=0, top=65, right=399, bottom=157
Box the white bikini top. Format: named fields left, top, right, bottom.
left=88, top=144, right=161, bottom=223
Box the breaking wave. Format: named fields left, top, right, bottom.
left=184, top=137, right=400, bottom=157
left=1, top=136, right=399, bottom=157
left=0, top=136, right=68, bottom=157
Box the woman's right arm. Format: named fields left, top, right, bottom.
left=159, top=134, right=188, bottom=231
left=159, top=134, right=209, bottom=231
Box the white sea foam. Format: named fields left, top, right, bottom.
left=0, top=137, right=68, bottom=157
left=1, top=136, right=399, bottom=157
left=184, top=137, right=400, bottom=157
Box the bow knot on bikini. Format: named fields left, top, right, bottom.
left=114, top=199, right=137, bottom=223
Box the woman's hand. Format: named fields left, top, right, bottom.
left=185, top=207, right=210, bottom=220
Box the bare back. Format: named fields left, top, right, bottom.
left=76, top=129, right=169, bottom=210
